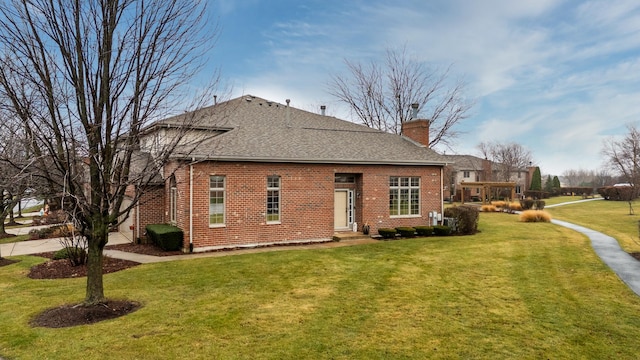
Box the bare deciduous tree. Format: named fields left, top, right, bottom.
left=0, top=117, right=33, bottom=241
left=477, top=141, right=533, bottom=182
left=0, top=0, right=219, bottom=305
left=329, top=46, right=472, bottom=149
left=601, top=123, right=640, bottom=214
left=562, top=168, right=597, bottom=187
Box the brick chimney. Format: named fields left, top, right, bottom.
left=482, top=158, right=492, bottom=181
left=401, top=103, right=430, bottom=147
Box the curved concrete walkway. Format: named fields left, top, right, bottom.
left=551, top=218, right=640, bottom=296
left=547, top=197, right=640, bottom=296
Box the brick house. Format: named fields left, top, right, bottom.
left=442, top=155, right=533, bottom=201
left=128, top=95, right=448, bottom=252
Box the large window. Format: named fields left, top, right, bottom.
left=209, top=176, right=225, bottom=226
left=389, top=176, right=420, bottom=216
left=267, top=176, right=281, bottom=223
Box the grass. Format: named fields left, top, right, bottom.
left=0, top=234, right=30, bottom=245
left=2, top=213, right=640, bottom=359
left=547, top=198, right=640, bottom=253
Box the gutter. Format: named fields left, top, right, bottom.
left=169, top=154, right=449, bottom=167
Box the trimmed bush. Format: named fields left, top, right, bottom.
left=395, top=227, right=416, bottom=238
left=377, top=228, right=397, bottom=239
left=520, top=199, right=535, bottom=210
left=561, top=187, right=594, bottom=196
left=597, top=186, right=637, bottom=201
left=433, top=225, right=452, bottom=236
left=146, top=224, right=184, bottom=251
left=444, top=205, right=479, bottom=235
left=519, top=210, right=552, bottom=223
left=414, top=226, right=433, bottom=236
left=535, top=200, right=545, bottom=210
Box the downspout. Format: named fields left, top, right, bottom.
left=440, top=165, right=445, bottom=224
left=189, top=159, right=194, bottom=252
left=136, top=200, right=140, bottom=243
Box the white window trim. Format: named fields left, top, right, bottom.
left=209, top=175, right=226, bottom=228
left=266, top=175, right=281, bottom=224
left=389, top=176, right=421, bottom=217
left=170, top=186, right=177, bottom=225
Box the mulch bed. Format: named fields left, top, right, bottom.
left=31, top=300, right=141, bottom=328
left=25, top=248, right=148, bottom=328
left=28, top=254, right=140, bottom=279
left=107, top=243, right=184, bottom=256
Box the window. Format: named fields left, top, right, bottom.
left=389, top=176, right=420, bottom=216
left=267, top=176, right=280, bottom=223
left=170, top=177, right=177, bottom=224
left=209, top=176, right=225, bottom=226
left=335, top=174, right=356, bottom=183
left=463, top=171, right=470, bottom=178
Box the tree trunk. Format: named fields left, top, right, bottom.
left=0, top=213, right=7, bottom=236
left=84, top=225, right=109, bottom=305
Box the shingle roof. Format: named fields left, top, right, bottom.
left=442, top=155, right=487, bottom=170
left=151, top=95, right=448, bottom=166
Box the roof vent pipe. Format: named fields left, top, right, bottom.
left=410, top=103, right=419, bottom=119
left=286, top=99, right=291, bottom=128
left=320, top=105, right=326, bottom=116
left=214, top=95, right=217, bottom=105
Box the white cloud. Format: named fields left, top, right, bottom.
left=213, top=0, right=640, bottom=176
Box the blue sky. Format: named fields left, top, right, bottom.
left=206, top=0, right=640, bottom=176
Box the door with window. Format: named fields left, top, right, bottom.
left=334, top=189, right=354, bottom=230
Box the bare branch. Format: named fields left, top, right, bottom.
left=0, top=0, right=220, bottom=304
left=328, top=45, right=473, bottom=146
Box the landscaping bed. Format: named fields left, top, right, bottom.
left=29, top=252, right=140, bottom=279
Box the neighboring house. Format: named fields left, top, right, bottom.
left=442, top=155, right=533, bottom=201
left=125, top=95, right=449, bottom=252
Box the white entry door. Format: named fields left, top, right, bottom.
left=334, top=190, right=354, bottom=230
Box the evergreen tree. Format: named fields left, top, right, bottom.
left=544, top=175, right=553, bottom=193
left=530, top=167, right=542, bottom=190
left=552, top=176, right=561, bottom=194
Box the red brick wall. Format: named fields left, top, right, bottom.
left=156, top=161, right=442, bottom=251
left=135, top=185, right=165, bottom=241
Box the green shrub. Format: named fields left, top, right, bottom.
left=520, top=199, right=535, bottom=210
left=414, top=226, right=433, bottom=236
left=377, top=228, right=397, bottom=239
left=535, top=200, right=546, bottom=210
left=395, top=227, right=416, bottom=238
left=52, top=246, right=87, bottom=266
left=146, top=224, right=184, bottom=251
left=52, top=247, right=70, bottom=260
left=443, top=205, right=479, bottom=235
left=433, top=225, right=452, bottom=236
left=598, top=186, right=636, bottom=201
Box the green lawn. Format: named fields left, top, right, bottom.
left=2, top=212, right=640, bottom=359
left=547, top=198, right=640, bottom=253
